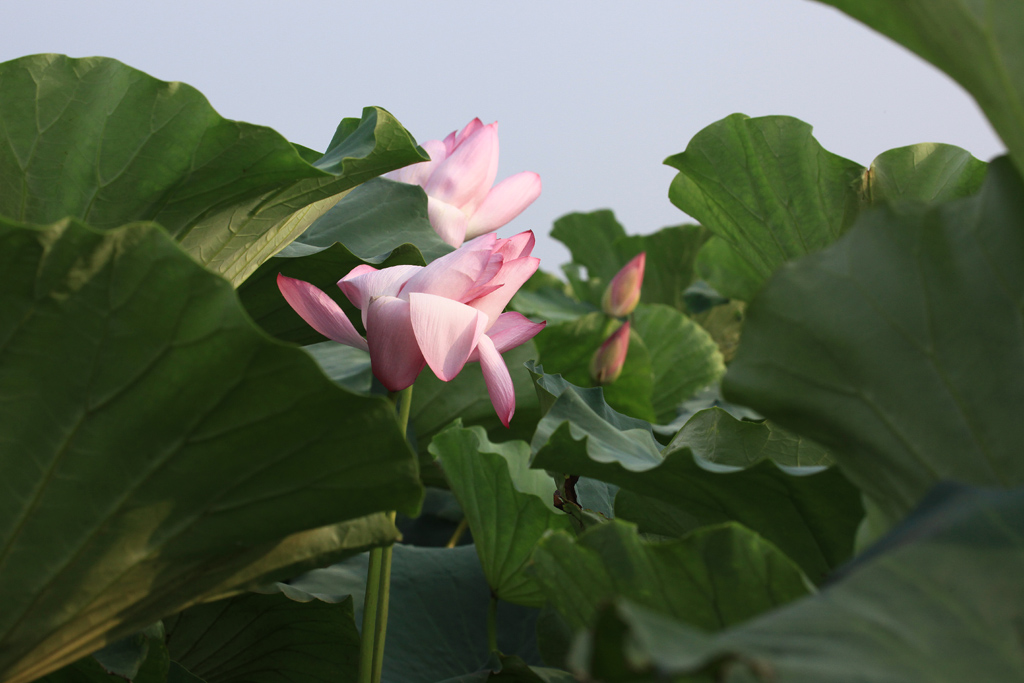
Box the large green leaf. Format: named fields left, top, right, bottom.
left=266, top=545, right=543, bottom=683
left=194, top=514, right=401, bottom=606
left=533, top=313, right=656, bottom=423
left=164, top=593, right=360, bottom=683
left=611, top=491, right=705, bottom=540
left=528, top=367, right=862, bottom=583
left=431, top=424, right=574, bottom=606
left=864, top=142, right=987, bottom=205
left=0, top=54, right=427, bottom=285
left=816, top=0, right=1024, bottom=176
left=573, top=485, right=1024, bottom=683
left=0, top=217, right=421, bottom=683
left=530, top=521, right=809, bottom=633
left=292, top=177, right=451, bottom=264
left=37, top=518, right=387, bottom=683
left=724, top=157, right=1024, bottom=524
left=630, top=304, right=724, bottom=424
left=694, top=235, right=763, bottom=302
left=673, top=408, right=833, bottom=468
left=665, top=114, right=864, bottom=295
left=689, top=141, right=987, bottom=305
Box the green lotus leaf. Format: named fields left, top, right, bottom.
left=164, top=593, right=361, bottom=683
left=528, top=364, right=862, bottom=583
left=631, top=304, right=724, bottom=424
left=665, top=114, right=864, bottom=298
left=529, top=520, right=809, bottom=632
left=863, top=142, right=987, bottom=205
left=672, top=408, right=833, bottom=468
left=0, top=216, right=420, bottom=683
left=0, top=54, right=427, bottom=285
left=291, top=177, right=451, bottom=264
left=724, top=157, right=1024, bottom=524
left=431, top=424, right=574, bottom=606
left=574, top=485, right=1024, bottom=683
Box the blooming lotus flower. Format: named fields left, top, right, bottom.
left=602, top=252, right=646, bottom=317
left=590, top=321, right=631, bottom=385
left=277, top=231, right=546, bottom=426
left=387, top=118, right=542, bottom=248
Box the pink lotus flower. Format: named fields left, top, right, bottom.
left=590, top=321, right=631, bottom=385
left=602, top=252, right=646, bottom=317
left=387, top=118, right=542, bottom=248
left=277, top=231, right=546, bottom=426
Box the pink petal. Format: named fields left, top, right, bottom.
left=427, top=196, right=470, bottom=247
left=424, top=123, right=498, bottom=209
left=403, top=233, right=497, bottom=299
left=342, top=264, right=379, bottom=281
left=442, top=129, right=459, bottom=156
left=451, top=118, right=485, bottom=152
left=461, top=251, right=504, bottom=301
left=386, top=139, right=448, bottom=187
left=494, top=230, right=536, bottom=261
left=365, top=295, right=426, bottom=391
left=408, top=292, right=488, bottom=381
left=277, top=274, right=368, bottom=352
left=480, top=312, right=547, bottom=353
left=461, top=232, right=500, bottom=250
left=466, top=256, right=540, bottom=328
left=338, top=264, right=421, bottom=327
left=475, top=333, right=515, bottom=427
left=465, top=172, right=542, bottom=239
left=460, top=123, right=501, bottom=215
left=460, top=282, right=504, bottom=303
left=336, top=264, right=377, bottom=310
left=474, top=252, right=504, bottom=288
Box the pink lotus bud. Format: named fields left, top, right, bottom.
left=386, top=119, right=542, bottom=248
left=590, top=321, right=631, bottom=385
left=602, top=252, right=645, bottom=317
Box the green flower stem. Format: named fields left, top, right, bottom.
left=370, top=510, right=397, bottom=683
left=359, top=385, right=414, bottom=683
left=358, top=547, right=384, bottom=683
left=487, top=594, right=499, bottom=654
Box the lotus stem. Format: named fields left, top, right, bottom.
left=359, top=385, right=414, bottom=683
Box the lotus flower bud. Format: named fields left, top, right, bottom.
left=590, top=321, right=631, bottom=385
left=602, top=252, right=645, bottom=317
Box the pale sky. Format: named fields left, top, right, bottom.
left=1, top=0, right=1006, bottom=267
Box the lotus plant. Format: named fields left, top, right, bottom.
left=387, top=118, right=542, bottom=248
left=277, top=231, right=545, bottom=426
left=602, top=252, right=646, bottom=317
